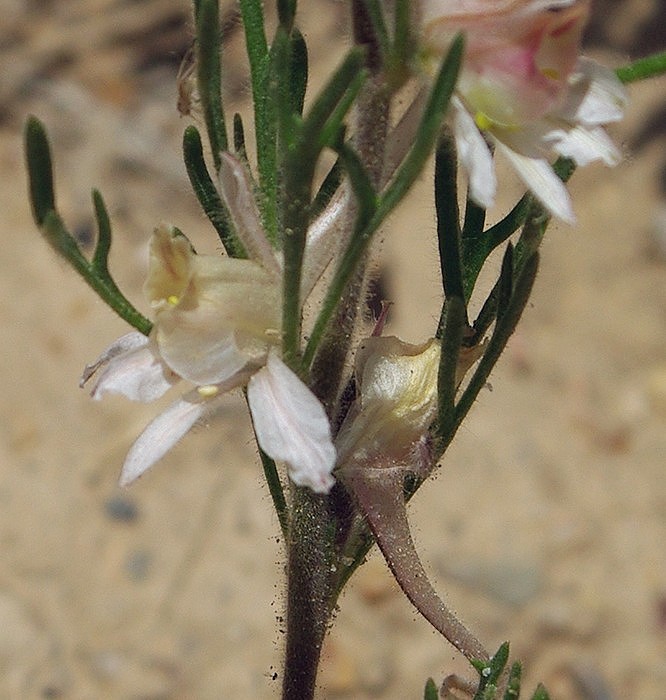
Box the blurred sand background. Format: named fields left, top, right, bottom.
left=0, top=0, right=665, bottom=697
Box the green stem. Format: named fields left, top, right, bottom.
left=282, top=487, right=334, bottom=700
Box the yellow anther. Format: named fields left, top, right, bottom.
left=167, top=295, right=180, bottom=306
left=474, top=111, right=493, bottom=131
left=541, top=67, right=560, bottom=80
left=197, top=385, right=219, bottom=398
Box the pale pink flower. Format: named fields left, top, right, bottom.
left=336, top=334, right=484, bottom=475
left=81, top=154, right=340, bottom=493
left=421, top=0, right=627, bottom=222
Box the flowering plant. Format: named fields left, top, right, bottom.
left=23, top=0, right=666, bottom=697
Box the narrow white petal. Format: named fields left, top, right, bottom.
left=563, top=59, right=628, bottom=126
left=301, top=184, right=354, bottom=298
left=452, top=98, right=497, bottom=209
left=120, top=392, right=210, bottom=486
left=218, top=153, right=281, bottom=275
left=247, top=353, right=336, bottom=494
left=382, top=86, right=428, bottom=187
left=80, top=332, right=149, bottom=387
left=82, top=333, right=178, bottom=402
left=552, top=124, right=621, bottom=167
left=496, top=141, right=575, bottom=224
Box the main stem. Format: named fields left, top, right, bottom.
left=282, top=7, right=389, bottom=699
left=282, top=486, right=335, bottom=700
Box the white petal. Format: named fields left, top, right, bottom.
left=301, top=184, right=354, bottom=299
left=120, top=391, right=211, bottom=486
left=552, top=124, right=621, bottom=167
left=218, top=153, right=281, bottom=275
left=157, top=318, right=251, bottom=387
left=562, top=58, right=628, bottom=126
left=80, top=332, right=149, bottom=386
left=452, top=98, right=497, bottom=209
left=82, top=333, right=178, bottom=402
left=247, top=352, right=336, bottom=494
left=495, top=141, right=575, bottom=223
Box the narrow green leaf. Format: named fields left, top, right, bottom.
left=489, top=642, right=510, bottom=679
left=461, top=197, right=486, bottom=242
left=496, top=244, right=514, bottom=320
left=301, top=48, right=366, bottom=150
left=452, top=251, right=538, bottom=437
left=463, top=155, right=573, bottom=300
left=24, top=116, right=56, bottom=226
left=472, top=643, right=510, bottom=700
left=277, top=0, right=296, bottom=32
left=280, top=48, right=368, bottom=364
left=40, top=210, right=87, bottom=270
left=182, top=126, right=246, bottom=258
left=41, top=211, right=152, bottom=335
left=392, top=0, right=412, bottom=69
left=616, top=50, right=666, bottom=83
left=530, top=684, right=551, bottom=700
left=503, top=662, right=522, bottom=699
left=271, top=26, right=298, bottom=154
left=333, top=138, right=376, bottom=228
left=239, top=0, right=278, bottom=238
left=470, top=279, right=499, bottom=343
left=25, top=119, right=150, bottom=333
left=316, top=66, right=368, bottom=151
left=435, top=133, right=464, bottom=302
left=435, top=295, right=466, bottom=437
left=239, top=0, right=268, bottom=72
left=196, top=0, right=228, bottom=169
left=91, top=189, right=112, bottom=275
left=423, top=678, right=438, bottom=700
left=289, top=28, right=308, bottom=116
left=257, top=443, right=289, bottom=538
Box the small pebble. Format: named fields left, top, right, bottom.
left=125, top=549, right=152, bottom=581
left=104, top=495, right=139, bottom=523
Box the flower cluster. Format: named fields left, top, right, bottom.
left=421, top=0, right=627, bottom=222
left=81, top=2, right=628, bottom=497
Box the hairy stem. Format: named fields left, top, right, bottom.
left=282, top=487, right=335, bottom=700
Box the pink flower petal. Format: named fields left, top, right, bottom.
left=120, top=391, right=212, bottom=486
left=247, top=352, right=336, bottom=494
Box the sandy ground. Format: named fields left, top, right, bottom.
left=1, top=1, right=665, bottom=698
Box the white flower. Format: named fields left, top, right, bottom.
left=336, top=334, right=484, bottom=475
left=421, top=0, right=628, bottom=222
left=82, top=154, right=340, bottom=493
